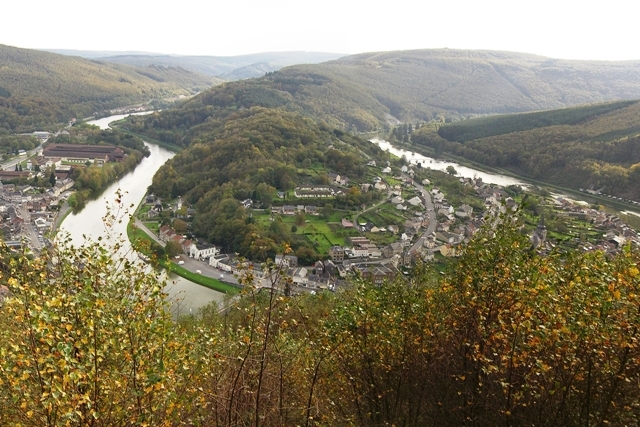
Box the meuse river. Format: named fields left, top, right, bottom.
left=59, top=113, right=225, bottom=315
left=371, top=138, right=527, bottom=187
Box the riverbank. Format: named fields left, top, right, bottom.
left=376, top=137, right=640, bottom=215
left=126, top=219, right=239, bottom=294
left=56, top=112, right=225, bottom=311
left=109, top=120, right=183, bottom=153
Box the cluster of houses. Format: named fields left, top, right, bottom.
left=551, top=197, right=640, bottom=254
left=151, top=159, right=640, bottom=292
left=293, top=185, right=342, bottom=199
left=0, top=179, right=74, bottom=246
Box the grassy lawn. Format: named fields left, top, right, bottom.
left=136, top=203, right=151, bottom=217
left=385, top=177, right=402, bottom=186
left=302, top=234, right=334, bottom=254
left=364, top=232, right=397, bottom=246
left=163, top=263, right=239, bottom=294
left=143, top=221, right=160, bottom=233
left=377, top=205, right=408, bottom=223
left=126, top=221, right=238, bottom=294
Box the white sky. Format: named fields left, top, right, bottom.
left=2, top=0, right=639, bottom=60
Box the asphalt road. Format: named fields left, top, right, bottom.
left=133, top=219, right=241, bottom=286
left=405, top=174, right=438, bottom=253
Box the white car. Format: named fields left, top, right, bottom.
left=178, top=261, right=184, bottom=265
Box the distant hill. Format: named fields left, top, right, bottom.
left=47, top=50, right=346, bottom=80
left=0, top=44, right=219, bottom=132
left=140, top=49, right=640, bottom=133
left=43, top=49, right=167, bottom=59
left=323, top=49, right=640, bottom=121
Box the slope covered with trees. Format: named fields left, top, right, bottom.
left=0, top=44, right=218, bottom=133
left=408, top=100, right=640, bottom=199
left=129, top=49, right=640, bottom=133
left=1, top=214, right=638, bottom=425
left=121, top=107, right=390, bottom=261
left=321, top=49, right=640, bottom=124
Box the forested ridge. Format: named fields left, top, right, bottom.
left=325, top=49, right=640, bottom=124
left=1, top=214, right=639, bottom=425
left=125, top=49, right=640, bottom=134
left=123, top=107, right=390, bottom=261
left=408, top=100, right=640, bottom=199
left=0, top=44, right=218, bottom=133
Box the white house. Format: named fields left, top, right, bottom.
left=291, top=267, right=309, bottom=285
left=374, top=181, right=387, bottom=191
left=391, top=195, right=404, bottom=205
left=407, top=196, right=422, bottom=207
left=209, top=254, right=229, bottom=268
left=190, top=243, right=219, bottom=260
left=352, top=245, right=369, bottom=258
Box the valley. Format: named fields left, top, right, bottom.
left=1, top=42, right=640, bottom=426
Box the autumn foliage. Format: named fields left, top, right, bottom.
left=0, top=213, right=638, bottom=426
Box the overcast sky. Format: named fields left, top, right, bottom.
left=2, top=0, right=639, bottom=60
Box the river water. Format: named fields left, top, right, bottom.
left=59, top=113, right=225, bottom=314
left=371, top=138, right=527, bottom=187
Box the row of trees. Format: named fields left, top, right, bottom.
left=1, top=213, right=638, bottom=425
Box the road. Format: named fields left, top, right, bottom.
left=353, top=186, right=393, bottom=236
left=18, top=205, right=45, bottom=251
left=133, top=219, right=242, bottom=286
left=404, top=174, right=438, bottom=253
left=2, top=142, right=45, bottom=171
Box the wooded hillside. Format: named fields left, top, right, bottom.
left=122, top=107, right=390, bottom=260
left=0, top=44, right=218, bottom=133
left=408, top=100, right=640, bottom=199
left=323, top=49, right=640, bottom=123
left=133, top=49, right=640, bottom=132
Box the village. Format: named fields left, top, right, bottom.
left=0, top=135, right=131, bottom=252
left=142, top=159, right=640, bottom=293
left=2, top=131, right=638, bottom=292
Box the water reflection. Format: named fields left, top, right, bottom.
left=58, top=114, right=225, bottom=313
left=371, top=138, right=527, bottom=187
